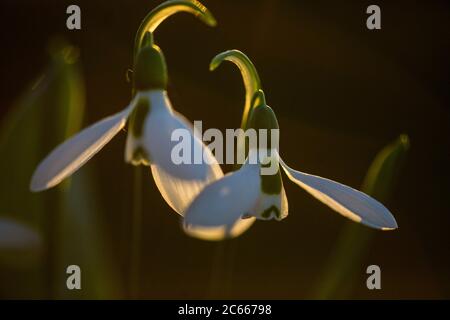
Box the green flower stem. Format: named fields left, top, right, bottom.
left=208, top=240, right=237, bottom=298
left=210, top=50, right=262, bottom=131
left=128, top=0, right=216, bottom=299
left=129, top=166, right=143, bottom=299
left=134, top=0, right=216, bottom=61
left=207, top=51, right=262, bottom=295
left=313, top=135, right=410, bottom=299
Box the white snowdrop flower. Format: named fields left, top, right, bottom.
left=184, top=51, right=397, bottom=240
left=30, top=32, right=222, bottom=215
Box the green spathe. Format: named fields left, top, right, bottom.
left=247, top=90, right=279, bottom=132
left=247, top=90, right=283, bottom=195
left=133, top=42, right=168, bottom=91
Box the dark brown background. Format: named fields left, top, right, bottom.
left=0, top=0, right=449, bottom=299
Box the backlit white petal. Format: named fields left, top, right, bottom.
left=279, top=158, right=397, bottom=230
left=0, top=218, right=41, bottom=250
left=184, top=161, right=261, bottom=239
left=142, top=90, right=217, bottom=181
left=30, top=106, right=132, bottom=192
left=183, top=217, right=256, bottom=241
left=151, top=157, right=223, bottom=215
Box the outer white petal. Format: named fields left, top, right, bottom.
left=150, top=157, right=223, bottom=215
left=142, top=91, right=217, bottom=181
left=0, top=218, right=41, bottom=250
left=30, top=106, right=132, bottom=191
left=280, top=187, right=289, bottom=219
left=279, top=158, right=397, bottom=230
left=183, top=217, right=256, bottom=241
left=183, top=162, right=261, bottom=240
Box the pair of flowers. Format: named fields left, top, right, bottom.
left=30, top=0, right=397, bottom=240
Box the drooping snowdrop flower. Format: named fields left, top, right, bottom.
left=30, top=0, right=223, bottom=214
left=184, top=50, right=397, bottom=240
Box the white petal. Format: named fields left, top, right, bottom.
left=0, top=218, right=41, bottom=250
left=183, top=217, right=256, bottom=241
left=279, top=158, right=397, bottom=230
left=30, top=106, right=132, bottom=191
left=280, top=187, right=289, bottom=219
left=183, top=162, right=261, bottom=239
left=142, top=91, right=218, bottom=181
left=151, top=110, right=223, bottom=215
left=151, top=157, right=223, bottom=215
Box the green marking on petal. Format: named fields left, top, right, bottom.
left=260, top=166, right=282, bottom=195
left=129, top=98, right=151, bottom=138
left=261, top=205, right=281, bottom=219
left=131, top=146, right=151, bottom=166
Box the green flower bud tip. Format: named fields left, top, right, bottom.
left=133, top=42, right=168, bottom=91
left=247, top=91, right=279, bottom=132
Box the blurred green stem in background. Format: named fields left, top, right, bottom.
left=0, top=40, right=85, bottom=298
left=0, top=39, right=121, bottom=298
left=313, top=134, right=410, bottom=299
left=129, top=166, right=143, bottom=299
left=47, top=42, right=85, bottom=299
left=207, top=240, right=237, bottom=299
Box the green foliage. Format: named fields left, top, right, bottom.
left=0, top=40, right=120, bottom=298
left=313, top=135, right=410, bottom=299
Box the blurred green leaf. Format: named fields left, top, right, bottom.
left=313, top=134, right=410, bottom=299
left=0, top=39, right=120, bottom=298
left=56, top=170, right=122, bottom=299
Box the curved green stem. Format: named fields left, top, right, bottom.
left=250, top=89, right=266, bottom=110
left=134, top=0, right=216, bottom=59
left=210, top=50, right=262, bottom=130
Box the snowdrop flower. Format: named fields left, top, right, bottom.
left=30, top=0, right=222, bottom=214
left=184, top=50, right=397, bottom=240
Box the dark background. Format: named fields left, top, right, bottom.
left=0, top=0, right=449, bottom=299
